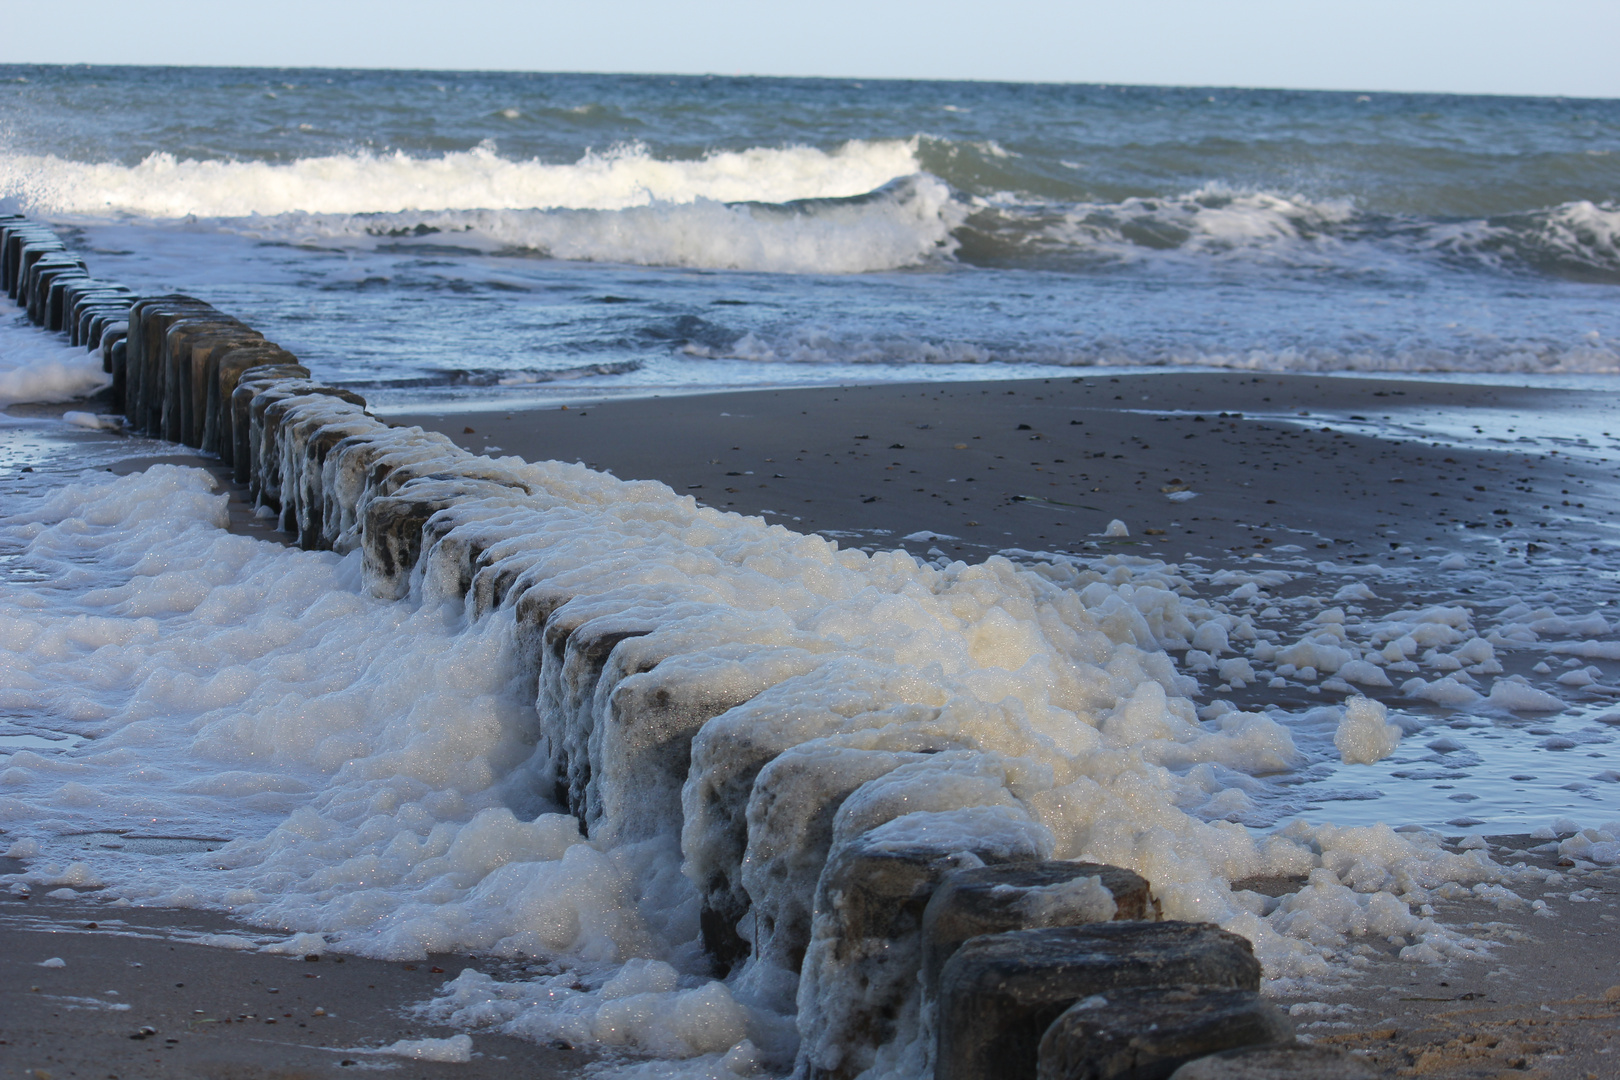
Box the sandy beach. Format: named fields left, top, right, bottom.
left=5, top=371, right=1620, bottom=1079
left=392, top=372, right=1620, bottom=565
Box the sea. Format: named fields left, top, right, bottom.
left=0, top=65, right=1617, bottom=408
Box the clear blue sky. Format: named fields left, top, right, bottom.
left=2, top=0, right=1616, bottom=98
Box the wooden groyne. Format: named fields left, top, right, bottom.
left=0, top=213, right=1371, bottom=1080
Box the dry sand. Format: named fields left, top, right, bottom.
left=6, top=372, right=1620, bottom=1078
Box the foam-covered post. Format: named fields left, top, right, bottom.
left=592, top=641, right=815, bottom=852
left=225, top=366, right=309, bottom=478
left=414, top=500, right=550, bottom=604
left=283, top=408, right=385, bottom=549
left=207, top=346, right=303, bottom=459
left=540, top=611, right=658, bottom=823
left=253, top=387, right=370, bottom=518
left=1035, top=986, right=1293, bottom=1080
left=935, top=923, right=1263, bottom=1080
left=919, top=862, right=1158, bottom=1003
left=795, top=816, right=1054, bottom=1080
left=238, top=377, right=318, bottom=496
left=360, top=477, right=527, bottom=599
left=315, top=427, right=460, bottom=552
left=737, top=741, right=938, bottom=975
left=1165, top=1044, right=1374, bottom=1080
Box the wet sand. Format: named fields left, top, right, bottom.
left=5, top=846, right=1616, bottom=1080
left=0, top=893, right=592, bottom=1079
left=392, top=372, right=1620, bottom=565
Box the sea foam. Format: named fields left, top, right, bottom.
left=0, top=317, right=110, bottom=407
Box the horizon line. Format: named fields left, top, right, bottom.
left=0, top=61, right=1615, bottom=103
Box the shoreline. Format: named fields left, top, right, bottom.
left=392, top=372, right=1620, bottom=567
left=366, top=366, right=1620, bottom=418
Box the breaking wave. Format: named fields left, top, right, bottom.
left=3, top=132, right=1615, bottom=281
left=0, top=139, right=922, bottom=217
left=960, top=187, right=1620, bottom=283
left=237, top=176, right=966, bottom=274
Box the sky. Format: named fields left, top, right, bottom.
left=0, top=0, right=1615, bottom=99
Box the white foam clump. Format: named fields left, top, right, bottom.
left=62, top=411, right=123, bottom=431
left=1003, top=874, right=1116, bottom=923
left=2, top=140, right=920, bottom=218
left=0, top=319, right=110, bottom=407
left=373, top=1033, right=473, bottom=1062
left=1486, top=677, right=1563, bottom=713
left=1333, top=697, right=1402, bottom=765
left=425, top=961, right=748, bottom=1059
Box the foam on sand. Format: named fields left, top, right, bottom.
left=0, top=441, right=1573, bottom=1074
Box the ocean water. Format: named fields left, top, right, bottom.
left=1, top=66, right=1617, bottom=407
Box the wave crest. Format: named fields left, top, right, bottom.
left=0, top=140, right=921, bottom=218
left=234, top=175, right=964, bottom=274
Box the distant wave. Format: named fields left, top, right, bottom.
left=0, top=140, right=922, bottom=216
left=4, top=136, right=1614, bottom=282
left=958, top=186, right=1620, bottom=283
left=232, top=176, right=964, bottom=274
